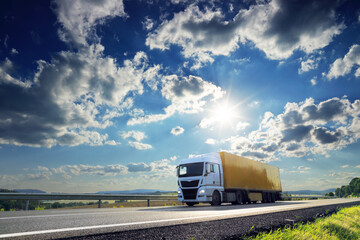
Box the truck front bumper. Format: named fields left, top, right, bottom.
left=178, top=187, right=211, bottom=202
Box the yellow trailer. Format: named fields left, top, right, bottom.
left=220, top=152, right=282, bottom=191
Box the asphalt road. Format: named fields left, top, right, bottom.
left=1, top=198, right=359, bottom=239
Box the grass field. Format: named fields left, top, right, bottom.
left=247, top=205, right=360, bottom=240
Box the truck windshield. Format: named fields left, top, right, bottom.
left=178, top=162, right=204, bottom=177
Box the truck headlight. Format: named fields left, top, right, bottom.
left=178, top=190, right=181, bottom=194
left=198, top=189, right=205, bottom=194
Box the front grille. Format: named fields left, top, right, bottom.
left=181, top=188, right=198, bottom=199
left=181, top=180, right=199, bottom=187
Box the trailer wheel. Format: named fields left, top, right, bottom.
left=211, top=191, right=221, bottom=206
left=272, top=193, right=276, bottom=203
left=236, top=191, right=243, bottom=204
left=262, top=192, right=268, bottom=203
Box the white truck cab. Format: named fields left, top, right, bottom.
left=177, top=153, right=224, bottom=206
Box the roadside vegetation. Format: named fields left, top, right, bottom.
left=246, top=205, right=360, bottom=240
left=334, top=177, right=360, bottom=198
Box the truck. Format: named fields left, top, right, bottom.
left=176, top=152, right=282, bottom=206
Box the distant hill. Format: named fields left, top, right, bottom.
left=13, top=189, right=46, bottom=193
left=97, top=189, right=176, bottom=195
left=283, top=188, right=336, bottom=195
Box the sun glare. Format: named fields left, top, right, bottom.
left=209, top=101, right=240, bottom=127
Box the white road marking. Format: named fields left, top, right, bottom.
left=0, top=199, right=359, bottom=238
left=0, top=211, right=133, bottom=220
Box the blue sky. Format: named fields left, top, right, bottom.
left=1, top=0, right=360, bottom=193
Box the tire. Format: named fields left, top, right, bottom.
left=211, top=191, right=221, bottom=206
left=267, top=192, right=272, bottom=203
left=271, top=193, right=275, bottom=203
left=262, top=192, right=268, bottom=203
left=186, top=202, right=196, bottom=206
left=236, top=191, right=243, bottom=204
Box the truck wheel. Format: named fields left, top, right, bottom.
left=211, top=191, right=221, bottom=206
left=186, top=202, right=196, bottom=206
left=271, top=193, right=275, bottom=203
left=236, top=191, right=243, bottom=204
left=262, top=192, right=268, bottom=203
left=267, top=192, right=272, bottom=203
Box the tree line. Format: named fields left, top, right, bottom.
left=334, top=177, right=360, bottom=198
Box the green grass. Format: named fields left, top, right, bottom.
left=247, top=205, right=360, bottom=240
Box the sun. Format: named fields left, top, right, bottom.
left=208, top=101, right=239, bottom=127
left=213, top=104, right=235, bottom=124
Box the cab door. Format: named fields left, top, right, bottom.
left=205, top=163, right=221, bottom=186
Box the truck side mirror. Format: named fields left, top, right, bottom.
left=205, top=163, right=211, bottom=176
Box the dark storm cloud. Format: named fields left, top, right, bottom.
left=286, top=143, right=301, bottom=151
left=282, top=110, right=304, bottom=127
left=265, top=0, right=339, bottom=48
left=242, top=151, right=270, bottom=159
left=171, top=76, right=204, bottom=97
left=262, top=143, right=279, bottom=153
left=313, top=127, right=342, bottom=144
left=303, top=98, right=347, bottom=122
left=281, top=125, right=313, bottom=143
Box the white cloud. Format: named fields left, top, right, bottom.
left=147, top=0, right=344, bottom=68
left=54, top=164, right=128, bottom=177
left=298, top=57, right=319, bottom=74
left=0, top=47, right=160, bottom=147
left=121, top=130, right=147, bottom=142
left=128, top=75, right=224, bottom=125
left=54, top=0, right=127, bottom=46
left=341, top=165, right=350, bottom=168
left=127, top=162, right=152, bottom=172
left=310, top=77, right=317, bottom=86
left=327, top=44, right=360, bottom=79
left=0, top=58, right=31, bottom=88
left=128, top=141, right=153, bottom=150
left=10, top=48, right=18, bottom=55
left=171, top=126, right=184, bottom=135
left=224, top=97, right=360, bottom=161
left=205, top=138, right=216, bottom=144
left=142, top=16, right=154, bottom=31
left=236, top=121, right=250, bottom=131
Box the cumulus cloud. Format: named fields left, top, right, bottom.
left=0, top=47, right=159, bottom=147
left=41, top=158, right=177, bottom=180
left=127, top=162, right=152, bottom=172
left=327, top=44, right=360, bottom=79
left=147, top=0, right=344, bottom=68
left=121, top=130, right=146, bottom=142
left=142, top=16, right=154, bottom=31
left=171, top=126, right=184, bottom=135
left=10, top=48, right=18, bottom=55
left=236, top=121, right=250, bottom=131
left=298, top=57, right=319, bottom=74
left=27, top=166, right=53, bottom=180
left=310, top=77, right=317, bottom=86
left=52, top=164, right=128, bottom=177
left=121, top=130, right=152, bottom=150
left=54, top=0, right=127, bottom=46
left=225, top=97, right=360, bottom=161
left=205, top=138, right=216, bottom=145
left=128, top=75, right=224, bottom=125
left=128, top=141, right=153, bottom=150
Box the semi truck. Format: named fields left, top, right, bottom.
left=176, top=152, right=282, bottom=206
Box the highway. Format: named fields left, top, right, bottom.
left=0, top=198, right=359, bottom=239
